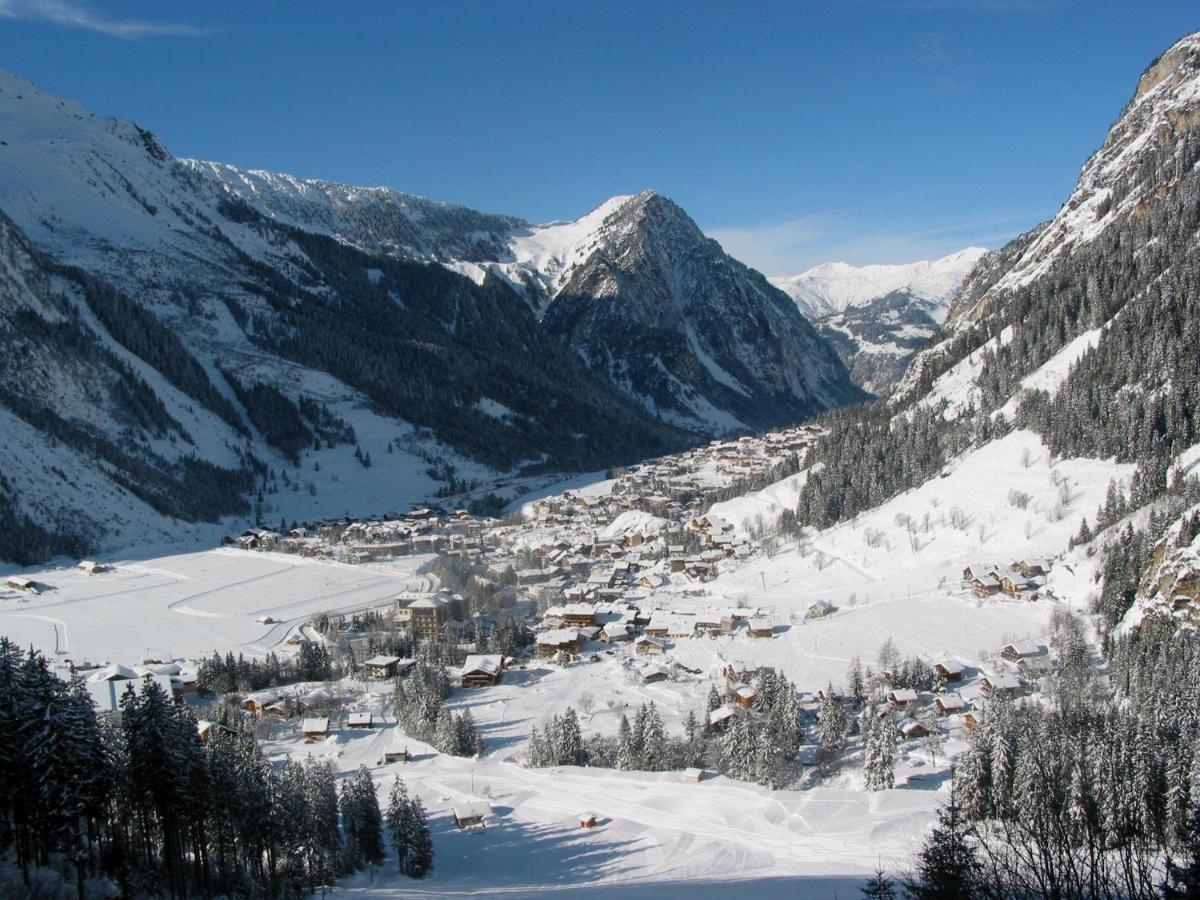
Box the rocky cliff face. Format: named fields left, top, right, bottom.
left=538, top=192, right=866, bottom=432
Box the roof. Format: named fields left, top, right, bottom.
left=537, top=628, right=580, bottom=646
left=1004, top=638, right=1043, bottom=656
left=88, top=664, right=139, bottom=682
left=709, top=706, right=738, bottom=724
left=889, top=688, right=919, bottom=703
left=748, top=617, right=773, bottom=631
left=985, top=672, right=1022, bottom=690
left=453, top=802, right=490, bottom=821
left=407, top=596, right=448, bottom=610
left=302, top=717, right=330, bottom=733
left=364, top=655, right=402, bottom=667
left=936, top=693, right=966, bottom=708
left=347, top=712, right=373, bottom=725
left=461, top=654, right=503, bottom=676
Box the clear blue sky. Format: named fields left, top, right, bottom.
left=0, top=0, right=1197, bottom=273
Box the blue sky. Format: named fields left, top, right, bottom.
left=0, top=1, right=1197, bottom=274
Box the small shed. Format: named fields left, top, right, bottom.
left=78, top=560, right=108, bottom=575
left=806, top=600, right=834, bottom=620
left=302, top=717, right=330, bottom=741
left=579, top=812, right=598, bottom=829
left=5, top=575, right=37, bottom=592
left=452, top=802, right=490, bottom=829
left=681, top=767, right=705, bottom=784
left=735, top=685, right=757, bottom=709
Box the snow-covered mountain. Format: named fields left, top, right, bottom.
left=771, top=249, right=986, bottom=321
left=767, top=249, right=985, bottom=394
left=0, top=69, right=864, bottom=560
left=200, top=170, right=866, bottom=433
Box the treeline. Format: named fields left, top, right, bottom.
left=0, top=640, right=433, bottom=898
left=393, top=661, right=482, bottom=758
left=195, top=643, right=335, bottom=694
left=925, top=618, right=1200, bottom=898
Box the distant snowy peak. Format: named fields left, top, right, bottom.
left=770, top=247, right=987, bottom=322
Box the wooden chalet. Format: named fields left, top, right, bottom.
left=934, top=693, right=967, bottom=716
left=452, top=802, right=490, bottom=829
left=302, top=717, right=330, bottom=741
left=364, top=655, right=403, bottom=680
left=460, top=654, right=504, bottom=687
left=347, top=712, right=374, bottom=729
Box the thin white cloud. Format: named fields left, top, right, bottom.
left=0, top=0, right=210, bottom=38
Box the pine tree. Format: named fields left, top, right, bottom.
left=861, top=861, right=898, bottom=899
left=683, top=710, right=704, bottom=769
left=404, top=796, right=433, bottom=878
left=904, top=790, right=979, bottom=899
left=617, top=715, right=637, bottom=771
left=386, top=775, right=412, bottom=873
left=641, top=703, right=669, bottom=771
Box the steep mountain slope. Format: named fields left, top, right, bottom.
left=770, top=249, right=985, bottom=394
left=198, top=172, right=866, bottom=433
left=0, top=70, right=698, bottom=560
left=534, top=192, right=866, bottom=431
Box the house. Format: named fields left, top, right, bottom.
left=747, top=618, right=774, bottom=638
left=806, top=600, right=834, bottom=620
left=667, top=619, right=696, bottom=640
left=562, top=603, right=597, bottom=627
left=972, top=574, right=1004, bottom=597
left=460, top=654, right=504, bottom=687
left=934, top=693, right=967, bottom=716
left=78, top=560, right=109, bottom=575
left=347, top=712, right=374, bottom=729
left=1001, top=639, right=1044, bottom=662
left=681, top=767, right=705, bottom=783
left=640, top=664, right=671, bottom=685
left=634, top=636, right=667, bottom=656
left=579, top=812, right=598, bottom=829
left=982, top=672, right=1022, bottom=698
left=735, top=685, right=757, bottom=709
left=452, top=802, right=490, bottom=829
left=241, top=691, right=284, bottom=716
left=887, top=688, right=919, bottom=711
left=364, top=655, right=403, bottom=680
left=933, top=660, right=966, bottom=682
left=382, top=731, right=410, bottom=763
left=695, top=612, right=733, bottom=635
left=708, top=705, right=740, bottom=731
left=302, top=718, right=330, bottom=741
left=537, top=628, right=581, bottom=659
left=964, top=711, right=981, bottom=734
left=599, top=622, right=632, bottom=643
left=724, top=662, right=759, bottom=685
left=644, top=614, right=673, bottom=638
left=5, top=575, right=37, bottom=592
left=899, top=719, right=932, bottom=740
left=1015, top=558, right=1052, bottom=578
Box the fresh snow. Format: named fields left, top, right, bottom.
left=771, top=248, right=986, bottom=321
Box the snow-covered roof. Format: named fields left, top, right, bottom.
left=302, top=717, right=330, bottom=733
left=461, top=654, right=503, bottom=675
left=364, top=655, right=402, bottom=667
left=453, top=802, right=490, bottom=822
left=537, top=628, right=580, bottom=646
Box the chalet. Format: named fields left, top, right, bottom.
left=933, top=660, right=966, bottom=682
left=695, top=612, right=733, bottom=635
left=899, top=719, right=932, bottom=740
left=806, top=600, right=835, bottom=620
left=5, top=575, right=37, bottom=592
left=578, top=625, right=602, bottom=643
left=708, top=705, right=739, bottom=731
left=982, top=672, right=1022, bottom=698
left=667, top=619, right=696, bottom=640
left=298, top=688, right=332, bottom=711
left=1000, top=639, right=1044, bottom=662
left=640, top=664, right=671, bottom=684
left=302, top=717, right=330, bottom=741
left=887, top=688, right=919, bottom=711
left=1000, top=570, right=1039, bottom=597
left=724, top=662, right=759, bottom=685
left=735, top=685, right=757, bottom=709
left=600, top=622, right=632, bottom=643
left=964, top=711, right=981, bottom=735
left=971, top=574, right=1004, bottom=597
left=78, top=560, right=109, bottom=575
left=747, top=618, right=774, bottom=638
left=644, top=614, right=673, bottom=638
left=634, top=636, right=667, bottom=656
left=241, top=691, right=284, bottom=716
left=961, top=563, right=996, bottom=582
left=537, top=628, right=581, bottom=659
left=460, top=654, right=504, bottom=687
left=934, top=693, right=967, bottom=716
left=452, top=802, right=489, bottom=829
left=364, top=655, right=403, bottom=680
left=1015, top=558, right=1052, bottom=578
left=347, top=712, right=374, bottom=729
left=562, top=603, right=598, bottom=627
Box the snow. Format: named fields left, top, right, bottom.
left=994, top=326, right=1103, bottom=420
left=0, top=548, right=434, bottom=662
left=771, top=248, right=986, bottom=321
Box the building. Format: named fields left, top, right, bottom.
left=407, top=596, right=450, bottom=638
left=579, top=812, right=598, bottom=829
left=982, top=672, right=1022, bottom=698
left=461, top=654, right=504, bottom=687
left=933, top=660, right=965, bottom=682
left=934, top=693, right=967, bottom=716
left=5, top=575, right=37, bottom=592
left=347, top=712, right=374, bottom=729
left=537, top=628, right=581, bottom=659
left=364, top=655, right=403, bottom=680
left=452, top=802, right=490, bottom=829
left=735, top=685, right=757, bottom=709
left=1001, top=639, right=1044, bottom=662
left=681, top=767, right=705, bottom=783
left=562, top=603, right=598, bottom=627
left=747, top=617, right=774, bottom=638
left=887, top=688, right=919, bottom=711
left=634, top=636, right=667, bottom=656
left=806, top=600, right=834, bottom=620
left=302, top=717, right=330, bottom=741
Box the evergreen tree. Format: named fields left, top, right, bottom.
left=905, top=791, right=979, bottom=899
